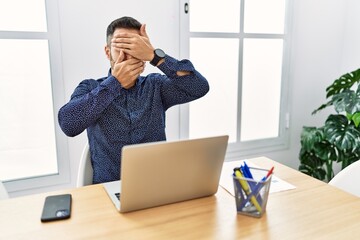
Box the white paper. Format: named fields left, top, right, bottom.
left=219, top=160, right=296, bottom=196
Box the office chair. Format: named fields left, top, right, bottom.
left=76, top=143, right=93, bottom=187
left=328, top=160, right=360, bottom=197
left=0, top=181, right=9, bottom=200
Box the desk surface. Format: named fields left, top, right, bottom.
left=1, top=157, right=360, bottom=240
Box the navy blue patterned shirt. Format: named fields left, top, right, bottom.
left=58, top=55, right=209, bottom=184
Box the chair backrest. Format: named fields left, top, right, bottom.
left=0, top=181, right=9, bottom=200
left=328, top=160, right=360, bottom=197
left=76, top=143, right=93, bottom=187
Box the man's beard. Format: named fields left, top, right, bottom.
left=109, top=52, right=115, bottom=70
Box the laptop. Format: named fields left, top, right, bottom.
left=103, top=135, right=229, bottom=213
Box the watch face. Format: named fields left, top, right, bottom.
left=155, top=49, right=166, bottom=58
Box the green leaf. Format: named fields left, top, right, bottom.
left=352, top=113, right=360, bottom=127
left=346, top=112, right=353, bottom=121
left=324, top=114, right=360, bottom=151
left=312, top=101, right=334, bottom=115
left=300, top=127, right=324, bottom=151
left=312, top=68, right=360, bottom=114
left=326, top=68, right=360, bottom=98
left=336, top=150, right=360, bottom=172
left=313, top=141, right=337, bottom=161
left=299, top=149, right=326, bottom=181
left=332, top=89, right=360, bottom=114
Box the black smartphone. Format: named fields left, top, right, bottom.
left=41, top=194, right=72, bottom=222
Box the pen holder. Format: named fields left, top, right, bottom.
left=233, top=167, right=272, bottom=218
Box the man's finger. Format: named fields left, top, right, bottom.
left=140, top=24, right=148, bottom=38
left=115, top=50, right=125, bottom=64
left=112, top=32, right=136, bottom=41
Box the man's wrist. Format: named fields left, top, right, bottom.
left=150, top=48, right=166, bottom=66
left=148, top=51, right=155, bottom=62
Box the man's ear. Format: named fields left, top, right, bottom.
left=104, top=45, right=111, bottom=60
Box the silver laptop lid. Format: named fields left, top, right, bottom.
left=119, top=135, right=229, bottom=213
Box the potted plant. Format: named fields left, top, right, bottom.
left=299, top=68, right=360, bottom=182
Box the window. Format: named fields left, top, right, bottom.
left=180, top=0, right=291, bottom=159
left=0, top=0, right=69, bottom=192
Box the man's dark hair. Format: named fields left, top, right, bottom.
left=106, top=16, right=142, bottom=45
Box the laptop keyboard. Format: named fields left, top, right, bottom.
left=115, top=192, right=120, bottom=200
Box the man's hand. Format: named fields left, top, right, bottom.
left=112, top=50, right=144, bottom=89
left=111, top=24, right=154, bottom=62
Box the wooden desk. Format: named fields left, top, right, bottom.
left=1, top=157, right=360, bottom=239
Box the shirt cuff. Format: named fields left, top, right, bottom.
left=158, top=55, right=195, bottom=78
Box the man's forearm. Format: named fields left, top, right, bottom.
left=58, top=77, right=121, bottom=137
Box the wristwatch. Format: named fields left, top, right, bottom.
left=150, top=48, right=166, bottom=66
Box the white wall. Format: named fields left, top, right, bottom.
left=10, top=0, right=360, bottom=196
left=341, top=0, right=360, bottom=71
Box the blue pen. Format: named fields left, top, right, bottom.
left=242, top=162, right=257, bottom=191
left=243, top=162, right=254, bottom=179
left=240, top=164, right=257, bottom=193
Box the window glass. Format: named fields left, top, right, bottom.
left=0, top=0, right=47, bottom=32
left=0, top=39, right=57, bottom=181
left=240, top=38, right=283, bottom=141
left=190, top=0, right=240, bottom=33
left=189, top=38, right=239, bottom=142
left=244, top=0, right=286, bottom=34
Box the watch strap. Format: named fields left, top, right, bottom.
left=150, top=49, right=165, bottom=66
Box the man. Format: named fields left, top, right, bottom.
left=58, top=16, right=209, bottom=184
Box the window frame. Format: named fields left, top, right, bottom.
left=0, top=0, right=70, bottom=193
left=180, top=0, right=293, bottom=160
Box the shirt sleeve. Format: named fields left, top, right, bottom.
left=157, top=55, right=210, bottom=110
left=58, top=76, right=122, bottom=137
